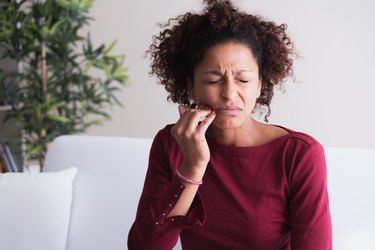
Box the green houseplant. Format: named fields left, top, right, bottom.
left=0, top=0, right=128, bottom=171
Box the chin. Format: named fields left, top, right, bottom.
left=211, top=117, right=244, bottom=130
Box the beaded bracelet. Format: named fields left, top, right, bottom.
left=176, top=169, right=203, bottom=185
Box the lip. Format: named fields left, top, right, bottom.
left=215, top=106, right=242, bottom=116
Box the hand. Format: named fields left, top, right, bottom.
left=171, top=104, right=216, bottom=178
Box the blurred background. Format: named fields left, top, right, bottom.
left=74, top=0, right=374, bottom=148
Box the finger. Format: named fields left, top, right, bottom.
left=197, top=110, right=216, bottom=132
left=180, top=106, right=212, bottom=124
left=178, top=104, right=187, bottom=118
left=176, top=105, right=213, bottom=134
left=194, top=107, right=214, bottom=117
left=174, top=105, right=193, bottom=137
left=176, top=104, right=193, bottom=129
left=182, top=108, right=212, bottom=129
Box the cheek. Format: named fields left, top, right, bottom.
left=240, top=87, right=261, bottom=108
left=244, top=86, right=259, bottom=98
left=194, top=87, right=217, bottom=103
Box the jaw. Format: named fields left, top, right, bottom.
left=209, top=112, right=252, bottom=131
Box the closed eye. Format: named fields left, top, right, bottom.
left=207, top=79, right=221, bottom=84
left=239, top=80, right=249, bottom=83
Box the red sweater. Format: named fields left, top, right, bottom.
left=128, top=125, right=332, bottom=250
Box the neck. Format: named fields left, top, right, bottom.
left=206, top=118, right=262, bottom=147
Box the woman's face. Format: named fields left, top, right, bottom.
left=190, top=42, right=261, bottom=130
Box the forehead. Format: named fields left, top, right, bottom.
left=197, top=42, right=258, bottom=70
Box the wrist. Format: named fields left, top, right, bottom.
left=176, top=169, right=203, bottom=185
left=179, top=161, right=206, bottom=180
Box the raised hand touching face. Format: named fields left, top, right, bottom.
left=171, top=104, right=216, bottom=175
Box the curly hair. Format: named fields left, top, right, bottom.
left=148, top=0, right=295, bottom=121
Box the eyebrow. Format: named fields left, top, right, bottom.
left=203, top=69, right=254, bottom=75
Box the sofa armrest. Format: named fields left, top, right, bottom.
left=44, top=135, right=152, bottom=250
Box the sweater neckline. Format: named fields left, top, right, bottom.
left=206, top=125, right=295, bottom=155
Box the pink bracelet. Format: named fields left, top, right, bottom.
left=176, top=169, right=203, bottom=185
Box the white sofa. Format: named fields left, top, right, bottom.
left=4, top=135, right=375, bottom=250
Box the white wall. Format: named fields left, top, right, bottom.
left=85, top=0, right=375, bottom=149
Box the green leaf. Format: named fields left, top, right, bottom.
left=46, top=114, right=69, bottom=123
left=45, top=101, right=66, bottom=112
left=40, top=128, right=47, bottom=138
left=40, top=25, right=50, bottom=40
left=55, top=0, right=71, bottom=9
left=49, top=19, right=65, bottom=36
left=114, top=75, right=128, bottom=83
left=103, top=39, right=117, bottom=55
left=80, top=0, right=94, bottom=10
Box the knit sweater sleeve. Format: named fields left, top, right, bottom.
left=288, top=141, right=332, bottom=249
left=127, top=127, right=206, bottom=250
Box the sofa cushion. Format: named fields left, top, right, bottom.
left=43, top=135, right=152, bottom=250
left=0, top=167, right=77, bottom=250
left=325, top=147, right=375, bottom=249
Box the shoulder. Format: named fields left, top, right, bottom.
left=279, top=126, right=322, bottom=149
left=274, top=128, right=328, bottom=189
left=154, top=124, right=174, bottom=141
left=284, top=127, right=319, bottom=146
left=152, top=124, right=179, bottom=151
left=257, top=122, right=319, bottom=149
left=279, top=127, right=326, bottom=172
left=150, top=124, right=182, bottom=170
left=277, top=126, right=325, bottom=162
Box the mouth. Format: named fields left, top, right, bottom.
left=215, top=106, right=242, bottom=116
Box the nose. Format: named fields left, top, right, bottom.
left=220, top=76, right=238, bottom=101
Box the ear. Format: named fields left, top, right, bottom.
left=257, top=77, right=262, bottom=97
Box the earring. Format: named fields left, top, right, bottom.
left=189, top=99, right=197, bottom=109
left=182, top=98, right=197, bottom=109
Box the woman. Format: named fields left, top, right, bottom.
left=128, top=1, right=332, bottom=249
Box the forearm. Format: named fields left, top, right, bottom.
left=168, top=162, right=205, bottom=217
left=128, top=177, right=205, bottom=250
left=167, top=104, right=214, bottom=217
left=128, top=212, right=180, bottom=250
